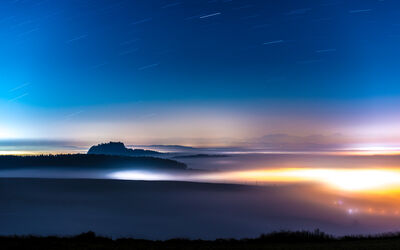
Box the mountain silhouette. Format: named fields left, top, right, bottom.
left=88, top=142, right=163, bottom=157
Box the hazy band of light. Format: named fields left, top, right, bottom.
left=110, top=168, right=400, bottom=193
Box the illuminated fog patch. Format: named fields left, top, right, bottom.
left=196, top=168, right=400, bottom=192
left=108, top=168, right=400, bottom=193
left=283, top=169, right=400, bottom=191
left=108, top=170, right=174, bottom=181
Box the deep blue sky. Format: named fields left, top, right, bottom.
left=1, top=0, right=400, bottom=146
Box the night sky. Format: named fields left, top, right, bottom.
left=4, top=1, right=400, bottom=239
left=1, top=0, right=400, bottom=146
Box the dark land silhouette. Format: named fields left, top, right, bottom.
left=0, top=141, right=186, bottom=170
left=3, top=230, right=400, bottom=250
left=0, top=154, right=186, bottom=170
left=88, top=142, right=163, bottom=157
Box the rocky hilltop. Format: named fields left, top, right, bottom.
left=88, top=142, right=163, bottom=157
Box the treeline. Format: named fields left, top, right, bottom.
left=0, top=154, right=187, bottom=170
left=3, top=230, right=400, bottom=250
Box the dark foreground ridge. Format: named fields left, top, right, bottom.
left=0, top=154, right=187, bottom=170
left=88, top=142, right=163, bottom=157
left=3, top=230, right=400, bottom=250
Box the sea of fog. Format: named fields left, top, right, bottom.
left=2, top=152, right=400, bottom=238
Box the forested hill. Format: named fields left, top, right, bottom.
left=88, top=142, right=163, bottom=157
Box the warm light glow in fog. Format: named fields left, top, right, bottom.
left=283, top=169, right=400, bottom=191
left=108, top=168, right=400, bottom=193
left=197, top=168, right=400, bottom=192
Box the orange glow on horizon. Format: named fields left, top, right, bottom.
left=0, top=150, right=86, bottom=156
left=197, top=168, right=400, bottom=193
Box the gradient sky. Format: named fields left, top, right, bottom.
left=1, top=0, right=400, bottom=147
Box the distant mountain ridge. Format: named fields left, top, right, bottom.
left=88, top=142, right=163, bottom=157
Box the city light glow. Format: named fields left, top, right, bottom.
left=196, top=168, right=400, bottom=192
